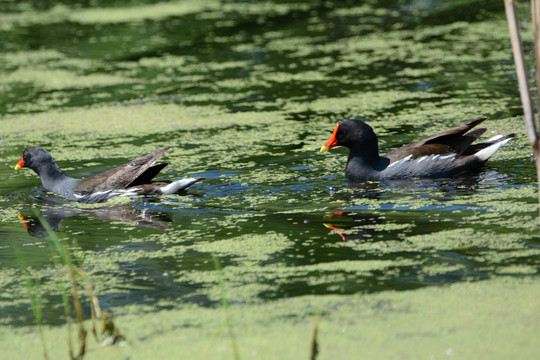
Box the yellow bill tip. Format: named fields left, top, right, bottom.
left=320, top=145, right=330, bottom=153
left=14, top=164, right=22, bottom=170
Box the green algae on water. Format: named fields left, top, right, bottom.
left=1, top=1, right=539, bottom=359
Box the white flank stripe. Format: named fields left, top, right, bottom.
left=388, top=154, right=412, bottom=168
left=74, top=188, right=139, bottom=202
left=440, top=154, right=455, bottom=160
left=73, top=190, right=113, bottom=199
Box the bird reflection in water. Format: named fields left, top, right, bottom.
left=18, top=193, right=171, bottom=237
left=322, top=169, right=508, bottom=242
left=323, top=211, right=380, bottom=242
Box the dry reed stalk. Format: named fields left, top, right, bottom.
left=504, top=0, right=540, bottom=200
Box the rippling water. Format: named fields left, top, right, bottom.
left=0, top=0, right=538, bottom=357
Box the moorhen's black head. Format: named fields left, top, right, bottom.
left=15, top=146, right=57, bottom=175
left=320, top=119, right=380, bottom=157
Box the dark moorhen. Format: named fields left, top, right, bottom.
left=320, top=118, right=515, bottom=180
left=14, top=146, right=203, bottom=203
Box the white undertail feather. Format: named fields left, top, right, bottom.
left=475, top=137, right=513, bottom=162
left=486, top=135, right=504, bottom=142
left=160, top=178, right=202, bottom=194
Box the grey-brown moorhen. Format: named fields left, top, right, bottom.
left=320, top=118, right=515, bottom=180
left=14, top=146, right=203, bottom=203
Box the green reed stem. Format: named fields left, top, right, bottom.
left=35, top=210, right=87, bottom=360
left=11, top=223, right=49, bottom=360
left=20, top=264, right=49, bottom=360
left=211, top=254, right=240, bottom=360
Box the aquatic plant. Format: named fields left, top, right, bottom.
left=207, top=254, right=240, bottom=360
left=309, top=322, right=319, bottom=360
left=22, top=211, right=126, bottom=360
left=14, top=241, right=48, bottom=360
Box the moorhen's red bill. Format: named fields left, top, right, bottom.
left=14, top=146, right=203, bottom=203
left=320, top=118, right=515, bottom=180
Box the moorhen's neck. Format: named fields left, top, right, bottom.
left=32, top=161, right=76, bottom=194
left=344, top=142, right=388, bottom=180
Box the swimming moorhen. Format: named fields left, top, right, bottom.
left=320, top=118, right=515, bottom=180
left=14, top=146, right=203, bottom=203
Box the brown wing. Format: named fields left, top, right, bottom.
left=127, top=163, right=168, bottom=187
left=385, top=118, right=487, bottom=163
left=75, top=147, right=171, bottom=193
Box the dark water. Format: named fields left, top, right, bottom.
left=0, top=0, right=538, bottom=328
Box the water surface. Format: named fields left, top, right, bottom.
left=0, top=0, right=539, bottom=358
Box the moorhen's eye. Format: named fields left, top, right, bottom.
left=342, top=131, right=347, bottom=135
left=23, top=154, right=27, bottom=159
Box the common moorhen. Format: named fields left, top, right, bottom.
left=320, top=118, right=515, bottom=180
left=14, top=146, right=203, bottom=203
